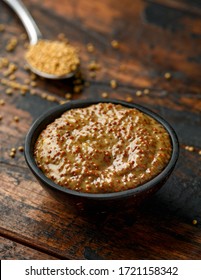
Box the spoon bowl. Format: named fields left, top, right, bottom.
left=3, top=0, right=78, bottom=79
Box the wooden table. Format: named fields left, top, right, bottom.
left=0, top=0, right=201, bottom=260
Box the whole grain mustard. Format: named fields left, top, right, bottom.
left=34, top=103, right=172, bottom=193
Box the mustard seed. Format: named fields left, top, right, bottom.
left=164, top=72, right=172, bottom=80
left=26, top=40, right=79, bottom=76
left=110, top=79, right=117, bottom=89
left=87, top=43, right=95, bottom=53
left=143, top=89, right=150, bottom=95
left=74, top=85, right=83, bottom=93
left=59, top=100, right=70, bottom=105
left=199, top=150, right=201, bottom=155
left=46, top=95, right=57, bottom=102
left=192, top=219, right=198, bottom=225
left=126, top=96, right=133, bottom=102
left=13, top=116, right=19, bottom=122
left=0, top=99, right=5, bottom=105
left=41, top=93, right=48, bottom=99
left=0, top=57, right=9, bottom=67
left=111, top=40, right=119, bottom=49
left=185, top=146, right=194, bottom=152
left=101, top=92, right=108, bottom=98
left=88, top=61, right=100, bottom=71
left=9, top=152, right=15, bottom=158
left=136, top=90, right=142, bottom=97
left=11, top=148, right=16, bottom=153
left=6, top=88, right=13, bottom=95
left=65, top=93, right=72, bottom=100
left=6, top=37, right=18, bottom=52
left=0, top=115, right=3, bottom=121
left=18, top=146, right=24, bottom=152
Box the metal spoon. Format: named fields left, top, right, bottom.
left=3, top=0, right=77, bottom=79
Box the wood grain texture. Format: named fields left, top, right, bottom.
left=0, top=236, right=57, bottom=260
left=0, top=0, right=201, bottom=260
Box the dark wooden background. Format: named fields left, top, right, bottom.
left=0, top=0, right=201, bottom=260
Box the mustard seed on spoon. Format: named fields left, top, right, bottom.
left=4, top=0, right=79, bottom=79
left=25, top=40, right=79, bottom=78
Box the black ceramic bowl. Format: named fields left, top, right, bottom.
left=25, top=99, right=179, bottom=214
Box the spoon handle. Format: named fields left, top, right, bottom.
left=3, top=0, right=42, bottom=44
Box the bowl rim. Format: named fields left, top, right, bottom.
left=24, top=98, right=179, bottom=200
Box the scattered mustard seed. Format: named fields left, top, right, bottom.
left=87, top=43, right=95, bottom=53
left=74, top=85, right=83, bottom=93
left=0, top=57, right=9, bottom=67
left=136, top=90, right=142, bottom=97
left=41, top=93, right=48, bottom=99
left=9, top=151, right=15, bottom=158
left=88, top=61, right=100, bottom=71
left=198, top=150, right=201, bottom=155
left=111, top=40, right=119, bottom=49
left=126, top=96, right=133, bottom=102
left=46, top=95, right=57, bottom=102
left=18, top=146, right=24, bottom=152
left=0, top=99, right=5, bottom=105
left=59, top=100, right=70, bottom=105
left=11, top=148, right=16, bottom=153
left=6, top=37, right=18, bottom=52
left=143, top=88, right=150, bottom=95
left=101, top=92, right=108, bottom=98
left=13, top=116, right=19, bottom=122
left=26, top=40, right=79, bottom=76
left=185, top=146, right=194, bottom=152
left=164, top=72, right=172, bottom=80
left=6, top=88, right=13, bottom=95
left=0, top=115, right=3, bottom=121
left=110, top=79, right=117, bottom=89
left=192, top=219, right=198, bottom=225
left=65, top=93, right=72, bottom=100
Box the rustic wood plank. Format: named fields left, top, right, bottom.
left=0, top=236, right=57, bottom=260
left=0, top=0, right=200, bottom=260
left=0, top=160, right=200, bottom=260
left=1, top=0, right=201, bottom=94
